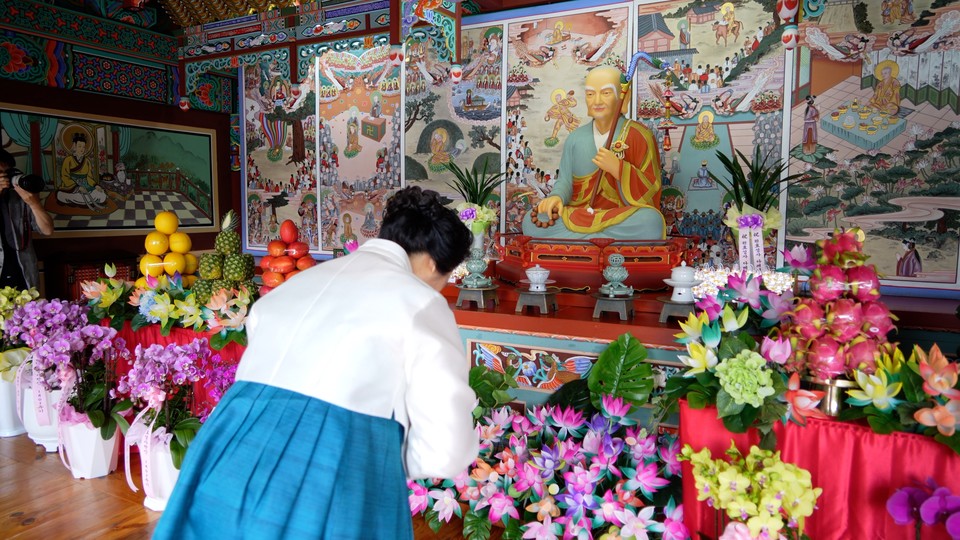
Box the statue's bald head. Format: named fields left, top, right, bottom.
left=585, top=66, right=630, bottom=117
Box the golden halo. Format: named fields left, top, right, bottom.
left=698, top=110, right=715, bottom=123
left=60, top=124, right=94, bottom=154
left=555, top=21, right=564, bottom=29
left=551, top=88, right=566, bottom=103
left=875, top=59, right=899, bottom=79
left=721, top=2, right=735, bottom=14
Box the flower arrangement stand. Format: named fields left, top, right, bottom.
left=455, top=284, right=499, bottom=310
left=591, top=293, right=634, bottom=321
left=514, top=288, right=558, bottom=315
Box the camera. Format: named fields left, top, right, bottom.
left=6, top=169, right=46, bottom=194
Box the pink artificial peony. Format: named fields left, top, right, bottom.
left=827, top=298, right=865, bottom=342
left=861, top=301, right=897, bottom=339
left=846, top=265, right=881, bottom=303
left=808, top=265, right=847, bottom=304
left=846, top=337, right=880, bottom=374
left=789, top=299, right=826, bottom=340
left=807, top=335, right=845, bottom=379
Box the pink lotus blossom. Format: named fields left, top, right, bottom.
left=808, top=265, right=847, bottom=304
left=594, top=490, right=626, bottom=526
left=728, top=271, right=762, bottom=309
left=477, top=491, right=520, bottom=523
left=760, top=335, right=792, bottom=365
left=861, top=301, right=896, bottom=339
left=917, top=345, right=960, bottom=400
left=846, top=265, right=881, bottom=302
left=429, top=488, right=461, bottom=522
left=696, top=295, right=723, bottom=321
left=807, top=335, right=845, bottom=379
left=661, top=500, right=689, bottom=540
left=783, top=244, right=816, bottom=273
left=760, top=289, right=794, bottom=325
left=827, top=298, right=865, bottom=342
left=625, top=461, right=670, bottom=498
left=408, top=481, right=429, bottom=514
left=522, top=514, right=560, bottom=540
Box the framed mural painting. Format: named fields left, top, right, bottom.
left=0, top=104, right=218, bottom=238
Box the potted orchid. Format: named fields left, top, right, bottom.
left=0, top=286, right=40, bottom=437
left=682, top=442, right=822, bottom=540
left=117, top=337, right=236, bottom=510
left=8, top=298, right=132, bottom=477
left=887, top=478, right=960, bottom=540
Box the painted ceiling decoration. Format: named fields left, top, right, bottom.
left=158, top=0, right=297, bottom=29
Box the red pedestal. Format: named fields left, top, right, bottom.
left=679, top=400, right=960, bottom=540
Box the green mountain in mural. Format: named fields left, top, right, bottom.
left=125, top=130, right=212, bottom=190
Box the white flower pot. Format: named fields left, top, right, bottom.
left=60, top=421, right=120, bottom=479
left=141, top=440, right=180, bottom=511
left=21, top=387, right=61, bottom=452
left=0, top=378, right=25, bottom=437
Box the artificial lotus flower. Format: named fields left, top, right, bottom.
left=173, top=295, right=204, bottom=330
left=760, top=289, right=794, bottom=326
left=600, top=395, right=635, bottom=426
left=428, top=488, right=462, bottom=522
left=81, top=280, right=107, bottom=302
left=784, top=373, right=827, bottom=425
left=408, top=481, right=429, bottom=514
left=721, top=304, right=750, bottom=333
left=916, top=344, right=960, bottom=400
left=623, top=461, right=670, bottom=498
left=696, top=295, right=723, bottom=321
left=914, top=400, right=960, bottom=437
left=614, top=505, right=664, bottom=539
left=146, top=292, right=174, bottom=327
left=521, top=514, right=561, bottom=540
left=760, top=335, right=791, bottom=365
left=679, top=341, right=718, bottom=377
left=526, top=494, right=562, bottom=521
left=660, top=498, right=689, bottom=540
left=847, top=369, right=902, bottom=412
left=701, top=321, right=722, bottom=349
left=478, top=491, right=521, bottom=523
left=675, top=311, right=710, bottom=343
left=727, top=272, right=762, bottom=310
left=782, top=244, right=816, bottom=274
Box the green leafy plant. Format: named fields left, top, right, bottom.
left=710, top=146, right=805, bottom=213
left=468, top=364, right=518, bottom=421
left=444, top=160, right=506, bottom=205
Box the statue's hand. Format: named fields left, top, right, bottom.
left=537, top=195, right=563, bottom=216
left=593, top=147, right=622, bottom=177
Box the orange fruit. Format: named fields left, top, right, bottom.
left=144, top=231, right=169, bottom=256
left=169, top=232, right=192, bottom=254
left=183, top=253, right=199, bottom=275
left=163, top=252, right=186, bottom=275
left=139, top=254, right=164, bottom=277
left=134, top=277, right=148, bottom=289
left=182, top=274, right=198, bottom=288
left=154, top=211, right=179, bottom=235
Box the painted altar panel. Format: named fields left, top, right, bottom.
left=502, top=3, right=633, bottom=234
left=636, top=0, right=788, bottom=260
left=0, top=104, right=217, bottom=237
left=786, top=0, right=960, bottom=291
left=240, top=41, right=402, bottom=254
left=403, top=24, right=504, bottom=207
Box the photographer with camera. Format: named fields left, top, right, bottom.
left=0, top=149, right=54, bottom=289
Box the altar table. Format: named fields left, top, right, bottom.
left=680, top=401, right=960, bottom=540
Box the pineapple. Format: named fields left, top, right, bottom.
left=223, top=254, right=246, bottom=281
left=242, top=253, right=256, bottom=280
left=215, top=210, right=241, bottom=255
left=240, top=279, right=259, bottom=296
left=199, top=253, right=223, bottom=280
left=212, top=279, right=232, bottom=294
left=192, top=279, right=214, bottom=306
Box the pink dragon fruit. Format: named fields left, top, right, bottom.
left=846, top=265, right=881, bottom=303
left=827, top=298, right=865, bottom=342
left=809, top=265, right=848, bottom=304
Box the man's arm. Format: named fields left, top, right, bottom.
left=15, top=185, right=54, bottom=236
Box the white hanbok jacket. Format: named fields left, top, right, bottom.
left=236, top=239, right=479, bottom=479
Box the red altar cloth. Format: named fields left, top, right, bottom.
left=679, top=400, right=960, bottom=540
left=109, top=321, right=246, bottom=410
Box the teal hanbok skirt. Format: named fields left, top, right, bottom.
left=153, top=381, right=412, bottom=540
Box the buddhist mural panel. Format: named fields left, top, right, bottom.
left=786, top=0, right=960, bottom=290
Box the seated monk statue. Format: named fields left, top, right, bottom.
left=522, top=65, right=665, bottom=240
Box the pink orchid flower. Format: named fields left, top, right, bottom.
left=917, top=344, right=960, bottom=400
left=785, top=373, right=827, bottom=425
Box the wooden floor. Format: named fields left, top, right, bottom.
left=0, top=434, right=483, bottom=539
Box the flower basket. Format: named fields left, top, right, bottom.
left=59, top=417, right=120, bottom=479
left=15, top=360, right=60, bottom=452
left=0, top=348, right=29, bottom=437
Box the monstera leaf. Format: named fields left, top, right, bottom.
left=587, top=333, right=654, bottom=410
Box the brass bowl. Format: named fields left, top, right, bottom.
left=837, top=106, right=848, bottom=113
left=858, top=111, right=872, bottom=119
left=866, top=126, right=878, bottom=135
left=889, top=116, right=899, bottom=124
left=831, top=112, right=841, bottom=120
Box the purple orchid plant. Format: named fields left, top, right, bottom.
left=408, top=395, right=688, bottom=540
left=888, top=479, right=960, bottom=540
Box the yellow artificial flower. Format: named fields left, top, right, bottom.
left=174, top=296, right=204, bottom=330
left=721, top=305, right=749, bottom=333
left=679, top=341, right=718, bottom=377
left=675, top=311, right=710, bottom=343
left=99, top=283, right=124, bottom=309
left=147, top=292, right=173, bottom=327
left=848, top=369, right=902, bottom=412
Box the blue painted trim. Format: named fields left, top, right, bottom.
left=880, top=285, right=960, bottom=300
left=464, top=0, right=629, bottom=25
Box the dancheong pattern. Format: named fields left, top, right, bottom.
left=73, top=51, right=167, bottom=103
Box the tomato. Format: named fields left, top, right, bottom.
left=261, top=271, right=285, bottom=288
left=280, top=220, right=299, bottom=244
left=296, top=256, right=317, bottom=270
left=258, top=285, right=274, bottom=295
left=287, top=241, right=310, bottom=259
left=259, top=255, right=275, bottom=271
left=267, top=240, right=287, bottom=257
left=269, top=255, right=296, bottom=274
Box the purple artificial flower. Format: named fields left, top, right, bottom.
left=945, top=511, right=960, bottom=540
left=920, top=487, right=960, bottom=525
left=696, top=295, right=723, bottom=321
left=458, top=207, right=478, bottom=221
left=887, top=486, right=933, bottom=525
left=562, top=464, right=601, bottom=495
left=555, top=489, right=600, bottom=520
left=533, top=444, right=565, bottom=481
left=658, top=435, right=682, bottom=477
